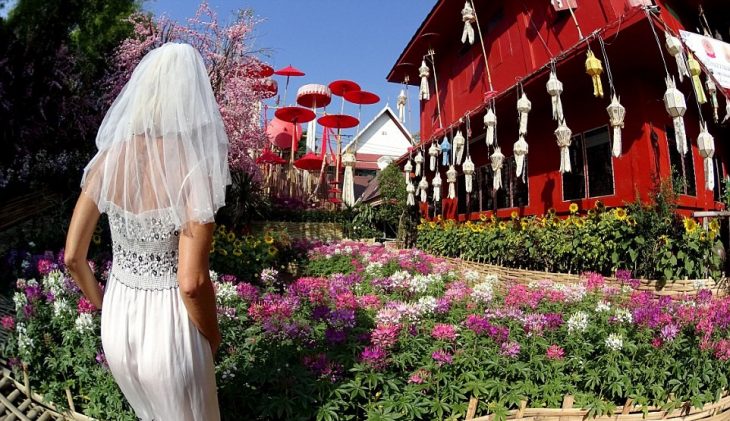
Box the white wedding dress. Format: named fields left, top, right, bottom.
left=100, top=204, right=220, bottom=421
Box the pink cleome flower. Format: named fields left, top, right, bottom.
left=431, top=323, right=458, bottom=341
left=77, top=296, right=98, bottom=314
left=546, top=344, right=565, bottom=360
left=431, top=349, right=453, bottom=365
left=1, top=315, right=15, bottom=331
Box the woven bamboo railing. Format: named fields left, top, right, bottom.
left=248, top=221, right=345, bottom=241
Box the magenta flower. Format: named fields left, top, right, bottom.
left=431, top=323, right=458, bottom=341
left=431, top=349, right=453, bottom=365
left=77, top=296, right=97, bottom=314
left=715, top=339, right=730, bottom=361
left=408, top=369, right=429, bottom=384
left=358, top=294, right=382, bottom=310
left=500, top=341, right=521, bottom=358
left=371, top=324, right=401, bottom=349
left=546, top=344, right=565, bottom=360
left=660, top=323, right=680, bottom=342
left=36, top=258, right=55, bottom=275
left=361, top=346, right=387, bottom=369
left=1, top=315, right=15, bottom=331
left=236, top=282, right=258, bottom=302
left=584, top=272, right=605, bottom=290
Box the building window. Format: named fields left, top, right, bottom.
left=474, top=157, right=529, bottom=212
left=562, top=126, right=615, bottom=201
left=354, top=168, right=377, bottom=178
left=666, top=126, right=696, bottom=196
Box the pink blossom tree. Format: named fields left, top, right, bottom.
left=104, top=2, right=273, bottom=177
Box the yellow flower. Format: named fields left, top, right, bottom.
left=92, top=235, right=101, bottom=245
left=479, top=213, right=488, bottom=222
left=264, top=235, right=274, bottom=244
left=659, top=235, right=670, bottom=245
left=227, top=232, right=236, bottom=242
left=233, top=240, right=243, bottom=248
left=627, top=216, right=637, bottom=226
left=498, top=221, right=507, bottom=230
left=267, top=246, right=278, bottom=256
left=574, top=218, right=585, bottom=228
left=614, top=207, right=627, bottom=221
left=511, top=210, right=519, bottom=220
left=569, top=203, right=579, bottom=214
left=547, top=208, right=556, bottom=217
left=520, top=219, right=529, bottom=229
left=587, top=209, right=596, bottom=217
left=709, top=219, right=720, bottom=233
left=683, top=218, right=698, bottom=234
left=700, top=232, right=707, bottom=241
left=429, top=221, right=437, bottom=229
left=217, top=248, right=228, bottom=256
left=233, top=248, right=243, bottom=256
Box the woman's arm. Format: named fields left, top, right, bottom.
left=177, top=222, right=221, bottom=355
left=64, top=193, right=103, bottom=309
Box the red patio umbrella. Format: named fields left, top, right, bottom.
left=274, top=65, right=305, bottom=105
left=257, top=149, right=286, bottom=165
left=318, top=114, right=359, bottom=129
left=344, top=90, right=380, bottom=105
left=329, top=80, right=361, bottom=97
left=294, top=152, right=323, bottom=171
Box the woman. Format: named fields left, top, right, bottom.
left=64, top=43, right=228, bottom=420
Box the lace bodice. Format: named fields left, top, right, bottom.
left=108, top=205, right=180, bottom=290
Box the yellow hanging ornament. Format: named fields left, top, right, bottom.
left=585, top=50, right=604, bottom=98
left=687, top=53, right=707, bottom=104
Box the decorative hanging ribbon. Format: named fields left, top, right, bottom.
left=484, top=106, right=497, bottom=146
left=414, top=151, right=424, bottom=176
left=517, top=92, right=531, bottom=135
left=663, top=77, right=688, bottom=156
left=397, top=89, right=407, bottom=122
left=461, top=1, right=476, bottom=45
left=607, top=95, right=626, bottom=158
left=453, top=130, right=465, bottom=165
left=447, top=165, right=457, bottom=199
left=514, top=134, right=528, bottom=178
left=440, top=136, right=452, bottom=167
left=490, top=147, right=504, bottom=191
left=419, top=60, right=430, bottom=101
left=419, top=176, right=429, bottom=203
left=585, top=50, right=604, bottom=98
left=342, top=152, right=357, bottom=207
left=546, top=69, right=564, bottom=121
left=463, top=155, right=475, bottom=193
left=429, top=141, right=440, bottom=171
left=406, top=179, right=416, bottom=206
left=404, top=158, right=413, bottom=183
left=697, top=121, right=715, bottom=191
left=555, top=120, right=573, bottom=174
left=687, top=53, right=707, bottom=104
left=432, top=171, right=442, bottom=202
left=706, top=77, right=719, bottom=123
left=665, top=32, right=690, bottom=82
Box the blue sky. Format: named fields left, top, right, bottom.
left=145, top=0, right=434, bottom=135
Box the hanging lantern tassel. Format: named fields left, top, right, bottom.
left=513, top=135, right=528, bottom=177
left=432, top=172, right=442, bottom=202
left=404, top=159, right=413, bottom=183
left=447, top=165, right=457, bottom=199
left=724, top=96, right=730, bottom=124
left=546, top=70, right=564, bottom=121
left=665, top=33, right=690, bottom=82
left=419, top=60, right=430, bottom=101
left=397, top=89, right=407, bottom=122
left=342, top=153, right=357, bottom=207
left=607, top=95, right=626, bottom=158
left=453, top=130, right=465, bottom=165
left=517, top=93, right=531, bottom=135
left=555, top=121, right=573, bottom=174
left=440, top=136, right=452, bottom=167
left=697, top=122, right=715, bottom=191
left=706, top=77, right=719, bottom=123
left=461, top=1, right=476, bottom=45
left=585, top=50, right=604, bottom=98
left=406, top=180, right=416, bottom=206
left=429, top=142, right=440, bottom=171
left=463, top=155, right=475, bottom=193
left=484, top=107, right=497, bottom=146
left=418, top=176, right=429, bottom=203
left=687, top=53, right=707, bottom=105
left=490, top=147, right=505, bottom=191
left=663, top=77, right=688, bottom=156
left=415, top=151, right=424, bottom=176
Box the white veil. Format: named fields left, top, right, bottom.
left=81, top=43, right=231, bottom=231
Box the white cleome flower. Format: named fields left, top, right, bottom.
left=408, top=274, right=439, bottom=294
left=471, top=281, right=494, bottom=303
left=215, top=282, right=238, bottom=303
left=605, top=333, right=624, bottom=351
left=567, top=311, right=589, bottom=333
left=53, top=299, right=72, bottom=318
left=463, top=270, right=480, bottom=283
left=208, top=270, right=219, bottom=282
left=614, top=308, right=633, bottom=324
left=13, top=292, right=27, bottom=312
left=595, top=301, right=611, bottom=313
left=416, top=296, right=438, bottom=314
left=692, top=279, right=707, bottom=290
left=43, top=270, right=65, bottom=296
left=74, top=313, right=95, bottom=333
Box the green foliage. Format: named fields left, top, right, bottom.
left=304, top=254, right=357, bottom=277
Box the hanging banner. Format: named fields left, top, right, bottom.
left=680, top=30, right=730, bottom=92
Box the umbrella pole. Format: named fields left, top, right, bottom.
left=289, top=119, right=297, bottom=197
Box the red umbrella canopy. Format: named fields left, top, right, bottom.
left=296, top=84, right=332, bottom=108
left=266, top=117, right=302, bottom=150
left=274, top=65, right=305, bottom=77
left=294, top=152, right=323, bottom=171
left=256, top=150, right=286, bottom=165
left=329, top=80, right=361, bottom=96
left=318, top=114, right=359, bottom=129
left=344, top=90, right=380, bottom=105
left=247, top=64, right=274, bottom=78
left=254, top=78, right=278, bottom=99
left=275, top=106, right=316, bottom=124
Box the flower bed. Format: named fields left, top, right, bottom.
left=2, top=242, right=730, bottom=420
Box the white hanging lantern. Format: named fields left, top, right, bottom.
left=663, top=77, right=688, bottom=156
left=428, top=141, right=440, bottom=171
left=418, top=176, right=429, bottom=203
left=484, top=107, right=497, bottom=146
left=706, top=77, right=719, bottom=123
left=546, top=70, right=564, bottom=121
left=697, top=122, right=715, bottom=191
left=513, top=134, right=528, bottom=178
left=397, top=89, right=407, bottom=122
left=432, top=171, right=442, bottom=202
left=406, top=179, right=416, bottom=206
left=606, top=95, right=626, bottom=158
left=463, top=155, right=475, bottom=193
left=419, top=60, right=430, bottom=101
left=490, top=147, right=504, bottom=191
left=555, top=121, right=573, bottom=174
left=342, top=152, right=357, bottom=207
left=404, top=159, right=413, bottom=183
left=453, top=130, right=466, bottom=165
left=665, top=32, right=690, bottom=82
left=447, top=165, right=457, bottom=199
left=461, top=1, right=476, bottom=45
left=517, top=93, right=531, bottom=135
left=414, top=151, right=424, bottom=176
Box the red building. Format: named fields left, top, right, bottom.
left=388, top=0, right=730, bottom=220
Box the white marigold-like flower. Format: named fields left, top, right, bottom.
left=208, top=270, right=219, bottom=282
left=74, top=313, right=94, bottom=333
left=605, top=333, right=624, bottom=351
left=567, top=311, right=589, bottom=333
left=614, top=308, right=633, bottom=324
left=595, top=301, right=611, bottom=313
left=463, top=270, right=480, bottom=283
left=471, top=281, right=494, bottom=303
left=43, top=270, right=65, bottom=296
left=215, top=282, right=237, bottom=303
left=417, top=296, right=438, bottom=314
left=13, top=292, right=27, bottom=312
left=53, top=299, right=71, bottom=318
left=408, top=274, right=439, bottom=294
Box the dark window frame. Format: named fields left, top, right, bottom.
left=666, top=125, right=697, bottom=197
left=561, top=125, right=616, bottom=202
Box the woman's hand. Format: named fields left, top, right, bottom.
left=64, top=193, right=103, bottom=309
